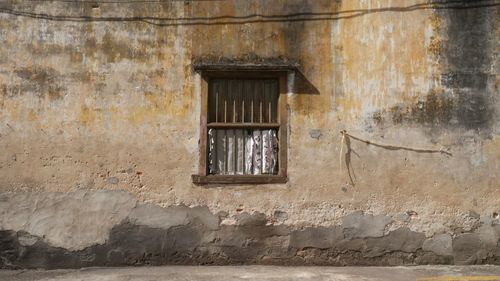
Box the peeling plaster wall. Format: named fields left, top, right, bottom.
left=0, top=0, right=499, bottom=267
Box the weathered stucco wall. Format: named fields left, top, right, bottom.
left=0, top=0, right=499, bottom=268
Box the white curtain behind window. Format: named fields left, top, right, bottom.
left=208, top=128, right=278, bottom=175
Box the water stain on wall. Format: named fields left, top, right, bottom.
left=372, top=1, right=497, bottom=135
left=10, top=66, right=65, bottom=100
left=440, top=1, right=496, bottom=131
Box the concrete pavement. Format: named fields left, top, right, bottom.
left=1, top=266, right=500, bottom=281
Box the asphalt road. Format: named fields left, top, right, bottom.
left=1, top=265, right=500, bottom=281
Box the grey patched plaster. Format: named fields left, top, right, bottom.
left=0, top=190, right=137, bottom=250
left=477, top=225, right=499, bottom=248
left=423, top=234, right=453, bottom=256
left=128, top=204, right=190, bottom=229
left=453, top=233, right=484, bottom=265
left=342, top=211, right=393, bottom=239
left=309, top=129, right=322, bottom=139
left=1, top=191, right=500, bottom=268
left=364, top=228, right=425, bottom=257
left=290, top=227, right=343, bottom=249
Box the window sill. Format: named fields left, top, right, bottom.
left=192, top=175, right=288, bottom=185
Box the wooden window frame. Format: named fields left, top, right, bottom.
left=192, top=71, right=288, bottom=184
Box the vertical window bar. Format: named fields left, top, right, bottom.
left=242, top=100, right=245, bottom=123
left=251, top=88, right=254, bottom=123
left=264, top=81, right=271, bottom=123
left=233, top=91, right=236, bottom=123
left=240, top=82, right=244, bottom=123
left=215, top=86, right=219, bottom=123
left=268, top=84, right=272, bottom=124
left=227, top=80, right=234, bottom=124
left=259, top=82, right=263, bottom=124
left=272, top=80, right=278, bottom=123
left=224, top=80, right=227, bottom=123
left=224, top=100, right=227, bottom=123
left=207, top=78, right=280, bottom=176
left=263, top=81, right=267, bottom=123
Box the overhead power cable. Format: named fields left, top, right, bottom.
left=0, top=0, right=498, bottom=26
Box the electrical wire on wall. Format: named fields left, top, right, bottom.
left=0, top=0, right=498, bottom=27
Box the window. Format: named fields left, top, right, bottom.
left=192, top=71, right=288, bottom=184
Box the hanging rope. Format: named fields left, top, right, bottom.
left=340, top=130, right=452, bottom=156
left=339, top=130, right=452, bottom=186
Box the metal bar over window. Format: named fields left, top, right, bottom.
left=207, top=78, right=279, bottom=175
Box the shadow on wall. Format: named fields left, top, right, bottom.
left=280, top=1, right=325, bottom=97
left=192, top=54, right=320, bottom=96
left=294, top=71, right=320, bottom=96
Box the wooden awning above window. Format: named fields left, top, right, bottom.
left=193, top=60, right=299, bottom=72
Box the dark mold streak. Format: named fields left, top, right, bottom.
left=373, top=1, right=497, bottom=134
